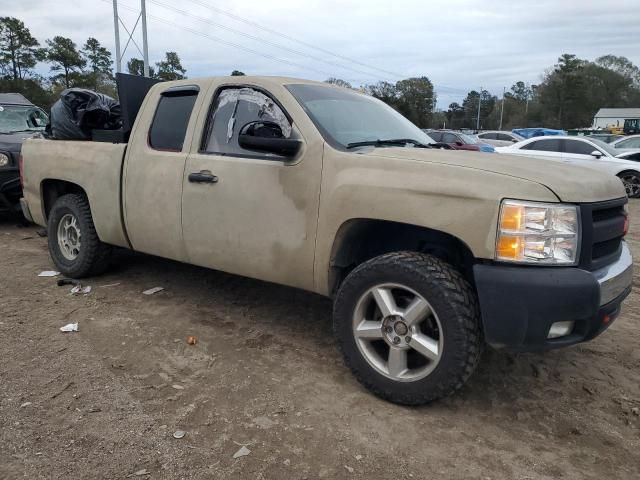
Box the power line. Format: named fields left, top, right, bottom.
left=181, top=0, right=407, bottom=80
left=146, top=0, right=399, bottom=83
left=103, top=0, right=363, bottom=81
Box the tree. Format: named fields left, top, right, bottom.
left=325, top=77, right=352, bottom=89
left=127, top=57, right=155, bottom=78
left=45, top=36, right=86, bottom=88
left=394, top=77, right=435, bottom=127
left=82, top=37, right=112, bottom=74
left=364, top=81, right=398, bottom=106
left=231, top=70, right=245, bottom=76
left=0, top=17, right=42, bottom=80
left=445, top=102, right=464, bottom=129
left=506, top=81, right=532, bottom=103
left=156, top=51, right=186, bottom=81
left=595, top=55, right=640, bottom=87
left=461, top=89, right=496, bottom=129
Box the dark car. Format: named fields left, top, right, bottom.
left=423, top=129, right=495, bottom=152
left=0, top=93, right=48, bottom=215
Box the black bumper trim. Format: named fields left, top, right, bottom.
left=473, top=263, right=631, bottom=352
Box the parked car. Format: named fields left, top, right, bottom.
left=612, top=134, right=640, bottom=150
left=512, top=128, right=566, bottom=138
left=587, top=133, right=624, bottom=144
left=21, top=76, right=632, bottom=405
left=476, top=130, right=524, bottom=147
left=423, top=130, right=495, bottom=152
left=0, top=93, right=48, bottom=216
left=495, top=136, right=640, bottom=197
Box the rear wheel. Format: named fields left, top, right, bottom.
left=47, top=194, right=111, bottom=278
left=333, top=251, right=483, bottom=405
left=618, top=170, right=640, bottom=198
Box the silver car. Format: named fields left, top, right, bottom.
left=476, top=131, right=524, bottom=147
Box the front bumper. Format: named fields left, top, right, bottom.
left=474, top=242, right=633, bottom=351
left=0, top=168, right=21, bottom=214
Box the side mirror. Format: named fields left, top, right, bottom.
left=238, top=121, right=301, bottom=157
left=511, top=139, right=518, bottom=143
left=591, top=150, right=603, bottom=159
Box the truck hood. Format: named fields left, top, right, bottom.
left=0, top=132, right=39, bottom=153
left=365, top=147, right=626, bottom=203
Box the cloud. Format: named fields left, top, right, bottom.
left=3, top=0, right=639, bottom=106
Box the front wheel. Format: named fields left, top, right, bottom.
left=333, top=251, right=483, bottom=405
left=47, top=193, right=112, bottom=278
left=618, top=171, right=640, bottom=198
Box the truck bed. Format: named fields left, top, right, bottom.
left=21, top=138, right=130, bottom=248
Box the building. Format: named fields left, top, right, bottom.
left=592, top=108, right=640, bottom=129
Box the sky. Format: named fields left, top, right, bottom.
left=3, top=0, right=640, bottom=107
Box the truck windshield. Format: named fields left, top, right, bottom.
left=0, top=105, right=48, bottom=134
left=286, top=84, right=434, bottom=149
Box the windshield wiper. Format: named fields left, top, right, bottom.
left=346, top=138, right=434, bottom=149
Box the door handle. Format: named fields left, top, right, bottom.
left=188, top=171, right=218, bottom=184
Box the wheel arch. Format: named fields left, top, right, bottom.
left=41, top=179, right=89, bottom=222
left=328, top=218, right=476, bottom=296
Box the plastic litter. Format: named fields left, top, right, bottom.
left=143, top=287, right=164, bottom=295
left=60, top=323, right=79, bottom=333
left=20, top=402, right=32, bottom=408
left=173, top=430, right=186, bottom=439
left=48, top=88, right=121, bottom=140
left=71, top=285, right=92, bottom=295
left=39, top=271, right=60, bottom=277
left=171, top=384, right=184, bottom=390
left=233, top=446, right=251, bottom=459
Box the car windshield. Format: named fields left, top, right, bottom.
left=286, top=84, right=434, bottom=148
left=590, top=138, right=619, bottom=157
left=0, top=105, right=48, bottom=134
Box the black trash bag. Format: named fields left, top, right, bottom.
left=48, top=88, right=122, bottom=140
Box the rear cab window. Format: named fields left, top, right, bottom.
left=149, top=86, right=199, bottom=151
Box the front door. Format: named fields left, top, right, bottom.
left=181, top=85, right=323, bottom=291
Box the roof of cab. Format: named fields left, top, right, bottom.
left=0, top=93, right=34, bottom=106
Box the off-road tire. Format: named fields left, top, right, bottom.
left=47, top=193, right=112, bottom=278
left=333, top=251, right=483, bottom=405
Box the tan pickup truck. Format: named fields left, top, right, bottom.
left=20, top=76, right=633, bottom=405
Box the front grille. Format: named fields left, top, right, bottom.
left=579, top=198, right=627, bottom=271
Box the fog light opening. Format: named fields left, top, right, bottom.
left=547, top=321, right=575, bottom=339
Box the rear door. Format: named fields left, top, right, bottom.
left=180, top=83, right=323, bottom=290
left=123, top=83, right=204, bottom=261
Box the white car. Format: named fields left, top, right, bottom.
left=476, top=130, right=524, bottom=147
left=612, top=134, right=640, bottom=152
left=495, top=136, right=640, bottom=197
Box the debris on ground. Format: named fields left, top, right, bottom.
left=59, top=323, right=79, bottom=333
left=70, top=285, right=92, bottom=295
left=100, top=283, right=121, bottom=288
left=38, top=271, right=60, bottom=277
left=36, top=229, right=47, bottom=237
left=173, top=430, right=186, bottom=439
left=171, top=384, right=184, bottom=390
left=186, top=336, right=197, bottom=345
left=127, top=469, right=150, bottom=477
left=142, top=287, right=164, bottom=295
left=57, top=278, right=80, bottom=287
left=345, top=465, right=354, bottom=473
left=20, top=402, right=32, bottom=408
left=233, top=446, right=251, bottom=459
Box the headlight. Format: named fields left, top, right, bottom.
left=0, top=153, right=9, bottom=167
left=496, top=200, right=580, bottom=265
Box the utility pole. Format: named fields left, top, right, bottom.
left=476, top=87, right=482, bottom=131
left=141, top=0, right=150, bottom=77
left=111, top=0, right=151, bottom=77
left=112, top=0, right=122, bottom=73
left=499, top=86, right=505, bottom=130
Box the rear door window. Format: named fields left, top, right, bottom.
left=497, top=133, right=513, bottom=141
left=443, top=133, right=459, bottom=143
left=427, top=131, right=442, bottom=142
left=521, top=139, right=562, bottom=152
left=149, top=88, right=199, bottom=151
left=480, top=132, right=497, bottom=140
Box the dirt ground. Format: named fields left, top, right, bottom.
left=1, top=203, right=639, bottom=480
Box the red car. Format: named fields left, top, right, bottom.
left=423, top=130, right=495, bottom=152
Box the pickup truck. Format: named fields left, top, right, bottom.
left=21, top=76, right=633, bottom=405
